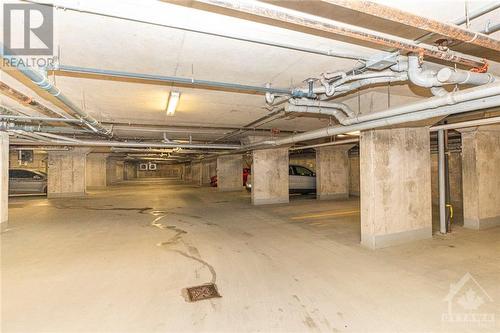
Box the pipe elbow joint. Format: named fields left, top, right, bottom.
left=407, top=55, right=441, bottom=88
left=265, top=83, right=275, bottom=105
left=320, top=77, right=335, bottom=97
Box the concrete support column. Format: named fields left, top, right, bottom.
left=315, top=145, right=353, bottom=200
left=179, top=164, right=186, bottom=181
left=360, top=127, right=432, bottom=249
left=201, top=161, right=212, bottom=185
left=460, top=126, right=500, bottom=229
left=106, top=158, right=124, bottom=185
left=116, top=161, right=124, bottom=182
left=191, top=162, right=202, bottom=186
left=1, top=132, right=8, bottom=231
left=217, top=155, right=242, bottom=192
left=251, top=147, right=289, bottom=205
left=48, top=148, right=90, bottom=198
left=86, top=153, right=109, bottom=189
left=124, top=162, right=137, bottom=180
left=184, top=163, right=192, bottom=182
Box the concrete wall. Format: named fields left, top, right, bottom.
left=86, top=153, right=108, bottom=188
left=1, top=132, right=8, bottom=230
left=47, top=148, right=89, bottom=197
left=137, top=164, right=182, bottom=179
left=360, top=127, right=432, bottom=249
left=9, top=150, right=47, bottom=172
left=430, top=152, right=463, bottom=209
left=252, top=148, right=289, bottom=205
left=461, top=127, right=500, bottom=229
left=349, top=156, right=360, bottom=196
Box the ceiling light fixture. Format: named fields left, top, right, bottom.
left=166, top=91, right=181, bottom=116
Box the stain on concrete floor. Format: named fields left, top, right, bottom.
left=3, top=180, right=500, bottom=332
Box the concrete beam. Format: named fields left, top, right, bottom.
left=47, top=148, right=90, bottom=198
left=252, top=147, right=289, bottom=205
left=217, top=155, right=242, bottom=192
left=315, top=145, right=354, bottom=200
left=1, top=132, right=8, bottom=231
left=460, top=125, right=500, bottom=229
left=360, top=127, right=432, bottom=249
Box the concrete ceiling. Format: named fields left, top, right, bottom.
left=1, top=0, right=500, bottom=143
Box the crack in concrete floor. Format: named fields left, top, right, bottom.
left=52, top=204, right=219, bottom=295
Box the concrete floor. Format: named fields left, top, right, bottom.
left=2, top=180, right=499, bottom=332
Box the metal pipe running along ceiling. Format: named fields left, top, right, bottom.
left=49, top=65, right=304, bottom=97
left=194, top=0, right=486, bottom=68
left=1, top=51, right=112, bottom=137
left=8, top=138, right=241, bottom=150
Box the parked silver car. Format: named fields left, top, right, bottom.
left=9, top=169, right=48, bottom=195
left=245, top=164, right=316, bottom=194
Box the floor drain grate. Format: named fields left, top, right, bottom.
left=186, top=284, right=221, bottom=302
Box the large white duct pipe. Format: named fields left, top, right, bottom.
left=406, top=55, right=497, bottom=87
left=288, top=82, right=500, bottom=126
left=437, top=67, right=496, bottom=85
left=341, top=82, right=500, bottom=125
left=10, top=138, right=241, bottom=150
left=259, top=94, right=500, bottom=147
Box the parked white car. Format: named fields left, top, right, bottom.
left=9, top=169, right=48, bottom=195
left=245, top=164, right=316, bottom=194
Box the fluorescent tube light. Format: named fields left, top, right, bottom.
left=166, top=91, right=181, bottom=115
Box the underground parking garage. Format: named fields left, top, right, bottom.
left=1, top=0, right=500, bottom=332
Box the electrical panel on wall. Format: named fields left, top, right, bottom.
left=18, top=150, right=33, bottom=165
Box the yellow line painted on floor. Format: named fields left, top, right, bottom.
left=290, top=210, right=360, bottom=220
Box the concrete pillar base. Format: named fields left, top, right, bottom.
left=362, top=227, right=432, bottom=249
left=1, top=221, right=8, bottom=232
left=317, top=193, right=349, bottom=201
left=219, top=188, right=243, bottom=192
left=48, top=192, right=86, bottom=198
left=87, top=186, right=107, bottom=190
left=464, top=217, right=500, bottom=230
left=252, top=197, right=289, bottom=205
